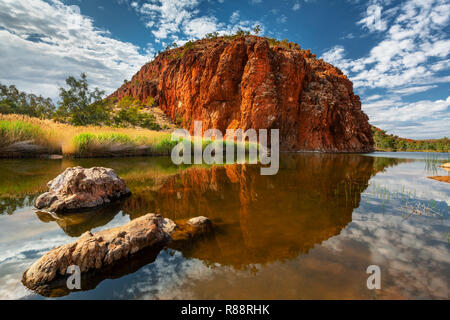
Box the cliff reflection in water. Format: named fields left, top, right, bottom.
left=4, top=155, right=403, bottom=274
left=122, top=154, right=402, bottom=269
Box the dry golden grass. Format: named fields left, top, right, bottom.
left=0, top=114, right=171, bottom=156
left=0, top=114, right=260, bottom=158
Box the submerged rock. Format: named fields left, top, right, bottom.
left=22, top=213, right=213, bottom=296
left=35, top=166, right=131, bottom=213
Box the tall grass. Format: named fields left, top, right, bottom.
left=0, top=120, right=42, bottom=146
left=0, top=118, right=60, bottom=154
left=0, top=114, right=262, bottom=159
left=0, top=114, right=171, bottom=157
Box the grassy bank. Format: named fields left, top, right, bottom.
left=0, top=114, right=259, bottom=158
left=0, top=114, right=174, bottom=158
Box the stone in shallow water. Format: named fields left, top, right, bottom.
left=35, top=166, right=131, bottom=213
left=188, top=216, right=212, bottom=229
left=22, top=214, right=172, bottom=292
left=21, top=213, right=214, bottom=296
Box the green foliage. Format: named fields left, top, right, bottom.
left=113, top=96, right=161, bottom=130
left=180, top=40, right=195, bottom=58
left=156, top=137, right=180, bottom=153
left=253, top=25, right=261, bottom=35
left=372, top=126, right=449, bottom=152
left=0, top=83, right=55, bottom=119
left=235, top=28, right=250, bottom=37
left=205, top=31, right=219, bottom=39
left=54, top=73, right=109, bottom=126
left=73, top=132, right=133, bottom=153
left=0, top=120, right=43, bottom=147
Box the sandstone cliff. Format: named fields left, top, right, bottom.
left=110, top=36, right=373, bottom=152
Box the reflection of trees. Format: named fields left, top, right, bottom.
left=0, top=195, right=36, bottom=215
left=372, top=156, right=410, bottom=173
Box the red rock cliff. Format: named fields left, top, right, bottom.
left=110, top=36, right=373, bottom=152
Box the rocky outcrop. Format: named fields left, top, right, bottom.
left=110, top=36, right=373, bottom=152
left=35, top=167, right=131, bottom=213
left=22, top=213, right=213, bottom=296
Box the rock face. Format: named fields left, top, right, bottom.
left=110, top=36, right=373, bottom=152
left=22, top=213, right=213, bottom=294
left=35, top=167, right=131, bottom=213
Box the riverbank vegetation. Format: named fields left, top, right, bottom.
left=0, top=74, right=165, bottom=130
left=0, top=114, right=173, bottom=157
left=372, top=126, right=449, bottom=152
left=0, top=115, right=257, bottom=158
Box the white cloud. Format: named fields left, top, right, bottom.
left=230, top=11, right=240, bottom=24
left=135, top=1, right=263, bottom=41
left=392, top=85, right=438, bottom=95
left=183, top=16, right=219, bottom=38
left=140, top=0, right=200, bottom=40
left=293, top=2, right=301, bottom=11
left=367, top=96, right=450, bottom=138
left=276, top=14, right=288, bottom=24
left=322, top=0, right=450, bottom=89
left=0, top=0, right=152, bottom=99
left=358, top=4, right=388, bottom=32
left=321, top=0, right=450, bottom=137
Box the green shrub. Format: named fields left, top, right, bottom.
left=73, top=132, right=134, bottom=154
left=156, top=137, right=180, bottom=154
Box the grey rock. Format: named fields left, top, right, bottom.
left=35, top=167, right=131, bottom=213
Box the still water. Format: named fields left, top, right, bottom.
left=0, top=153, right=448, bottom=299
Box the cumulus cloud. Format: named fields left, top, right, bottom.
left=367, top=97, right=450, bottom=138
left=321, top=0, right=450, bottom=138
left=134, top=0, right=263, bottom=41
left=357, top=4, right=389, bottom=32
left=0, top=0, right=152, bottom=99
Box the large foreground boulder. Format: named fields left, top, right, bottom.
left=35, top=167, right=131, bottom=213
left=22, top=214, right=213, bottom=296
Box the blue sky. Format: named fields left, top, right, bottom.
left=0, top=0, right=449, bottom=138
